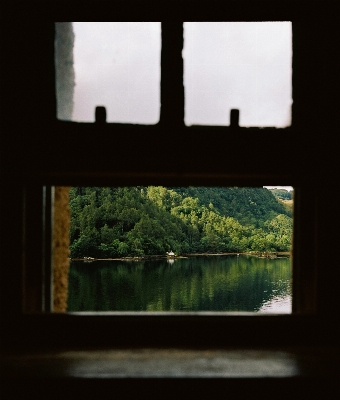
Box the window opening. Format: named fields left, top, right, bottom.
left=56, top=186, right=293, bottom=313
left=184, top=22, right=292, bottom=127
left=55, top=22, right=292, bottom=127
left=55, top=22, right=161, bottom=123
left=53, top=21, right=295, bottom=314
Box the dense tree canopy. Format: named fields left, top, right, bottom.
left=69, top=187, right=293, bottom=258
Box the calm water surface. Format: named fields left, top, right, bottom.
left=67, top=255, right=292, bottom=313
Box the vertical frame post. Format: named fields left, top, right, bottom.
left=160, top=22, right=184, bottom=128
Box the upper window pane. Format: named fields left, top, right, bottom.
left=184, top=22, right=292, bottom=127
left=55, top=22, right=161, bottom=124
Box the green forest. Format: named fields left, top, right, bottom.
left=69, top=186, right=293, bottom=258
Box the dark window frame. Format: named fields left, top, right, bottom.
left=3, top=0, right=333, bottom=351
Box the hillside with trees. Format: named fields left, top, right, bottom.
left=269, top=188, right=293, bottom=201
left=268, top=188, right=294, bottom=215
left=69, top=187, right=293, bottom=258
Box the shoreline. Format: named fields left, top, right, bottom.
left=71, top=251, right=291, bottom=262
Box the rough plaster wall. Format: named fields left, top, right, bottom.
left=53, top=187, right=70, bottom=312
left=55, top=22, right=75, bottom=120
left=53, top=23, right=74, bottom=311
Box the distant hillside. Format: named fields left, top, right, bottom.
left=267, top=189, right=293, bottom=216
left=69, top=186, right=293, bottom=258
left=170, top=187, right=290, bottom=226
left=279, top=199, right=293, bottom=215
left=269, top=188, right=293, bottom=201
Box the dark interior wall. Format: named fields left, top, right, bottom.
left=1, top=5, right=340, bottom=400
left=0, top=8, right=56, bottom=316
left=0, top=0, right=339, bottom=339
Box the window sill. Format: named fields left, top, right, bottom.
left=2, top=346, right=340, bottom=400
left=2, top=346, right=340, bottom=379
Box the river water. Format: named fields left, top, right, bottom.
left=67, top=255, right=292, bottom=313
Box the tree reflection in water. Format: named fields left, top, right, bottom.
left=67, top=255, right=292, bottom=313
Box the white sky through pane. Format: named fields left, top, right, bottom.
left=184, top=22, right=292, bottom=127
left=72, top=22, right=161, bottom=123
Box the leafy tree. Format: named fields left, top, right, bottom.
left=69, top=186, right=293, bottom=257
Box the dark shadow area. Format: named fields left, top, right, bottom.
left=1, top=1, right=339, bottom=399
